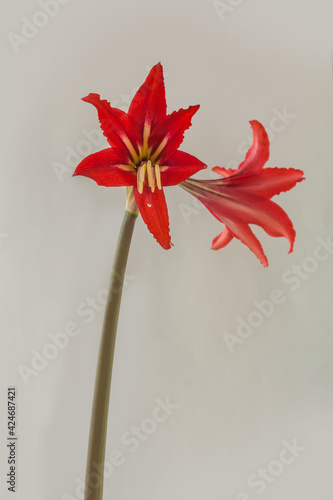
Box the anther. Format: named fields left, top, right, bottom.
left=155, top=164, right=162, bottom=190
left=147, top=160, right=155, bottom=192
left=137, top=163, right=147, bottom=194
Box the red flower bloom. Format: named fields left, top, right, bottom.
left=180, top=121, right=304, bottom=267
left=73, top=63, right=206, bottom=249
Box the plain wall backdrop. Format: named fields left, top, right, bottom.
left=1, top=1, right=333, bottom=499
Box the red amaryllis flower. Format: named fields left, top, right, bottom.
left=73, top=63, right=206, bottom=249
left=180, top=121, right=304, bottom=267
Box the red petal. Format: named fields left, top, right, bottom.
left=82, top=93, right=141, bottom=163
left=213, top=120, right=269, bottom=178
left=206, top=201, right=269, bottom=266
left=73, top=148, right=136, bottom=186
left=211, top=227, right=233, bottom=249
left=215, top=222, right=269, bottom=267
left=133, top=186, right=171, bottom=249
left=192, top=192, right=269, bottom=265
left=181, top=179, right=297, bottom=265
left=128, top=62, right=167, bottom=134
left=250, top=197, right=296, bottom=252
left=209, top=189, right=297, bottom=253
left=149, top=105, right=200, bottom=164
left=226, top=167, right=305, bottom=198
left=161, top=150, right=206, bottom=186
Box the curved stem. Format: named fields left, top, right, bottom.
left=84, top=210, right=137, bottom=500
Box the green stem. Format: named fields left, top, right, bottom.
left=84, top=210, right=137, bottom=500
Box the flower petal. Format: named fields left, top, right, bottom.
left=133, top=186, right=171, bottom=249
left=181, top=178, right=297, bottom=265
left=160, top=150, right=207, bottom=186
left=249, top=196, right=296, bottom=252
left=225, top=167, right=305, bottom=198
left=211, top=227, right=234, bottom=249
left=207, top=188, right=297, bottom=253
left=82, top=93, right=141, bottom=163
left=128, top=62, right=167, bottom=134
left=149, top=105, right=200, bottom=164
left=73, top=148, right=136, bottom=186
left=213, top=120, right=269, bottom=178
left=184, top=186, right=269, bottom=265
left=197, top=192, right=269, bottom=266
left=213, top=222, right=269, bottom=267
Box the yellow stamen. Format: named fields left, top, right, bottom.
left=155, top=164, right=162, bottom=190
left=137, top=163, right=147, bottom=194
left=150, top=137, right=168, bottom=163
left=142, top=123, right=151, bottom=159
left=146, top=160, right=155, bottom=193
left=123, top=136, right=139, bottom=164
left=118, top=164, right=136, bottom=172
left=140, top=162, right=147, bottom=182
left=137, top=172, right=142, bottom=193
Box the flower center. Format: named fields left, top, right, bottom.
left=136, top=160, right=162, bottom=194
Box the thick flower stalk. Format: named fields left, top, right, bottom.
left=74, top=62, right=206, bottom=249
left=180, top=120, right=304, bottom=266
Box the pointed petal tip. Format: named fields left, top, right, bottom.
left=149, top=62, right=164, bottom=80
left=249, top=119, right=269, bottom=142
left=159, top=240, right=172, bottom=250
left=162, top=240, right=173, bottom=250
left=249, top=119, right=262, bottom=127
left=287, top=231, right=296, bottom=255
left=174, top=104, right=200, bottom=116
left=212, top=166, right=236, bottom=178
left=171, top=104, right=200, bottom=120
left=249, top=119, right=266, bottom=135
left=212, top=120, right=270, bottom=180
left=254, top=250, right=269, bottom=268
left=157, top=232, right=172, bottom=249
left=211, top=238, right=269, bottom=267
left=235, top=120, right=270, bottom=176
left=82, top=93, right=100, bottom=103
left=211, top=241, right=220, bottom=251
left=128, top=62, right=167, bottom=132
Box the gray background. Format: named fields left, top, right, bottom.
left=1, top=0, right=333, bottom=499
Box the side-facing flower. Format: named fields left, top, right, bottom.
left=73, top=63, right=206, bottom=249
left=180, top=121, right=304, bottom=267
